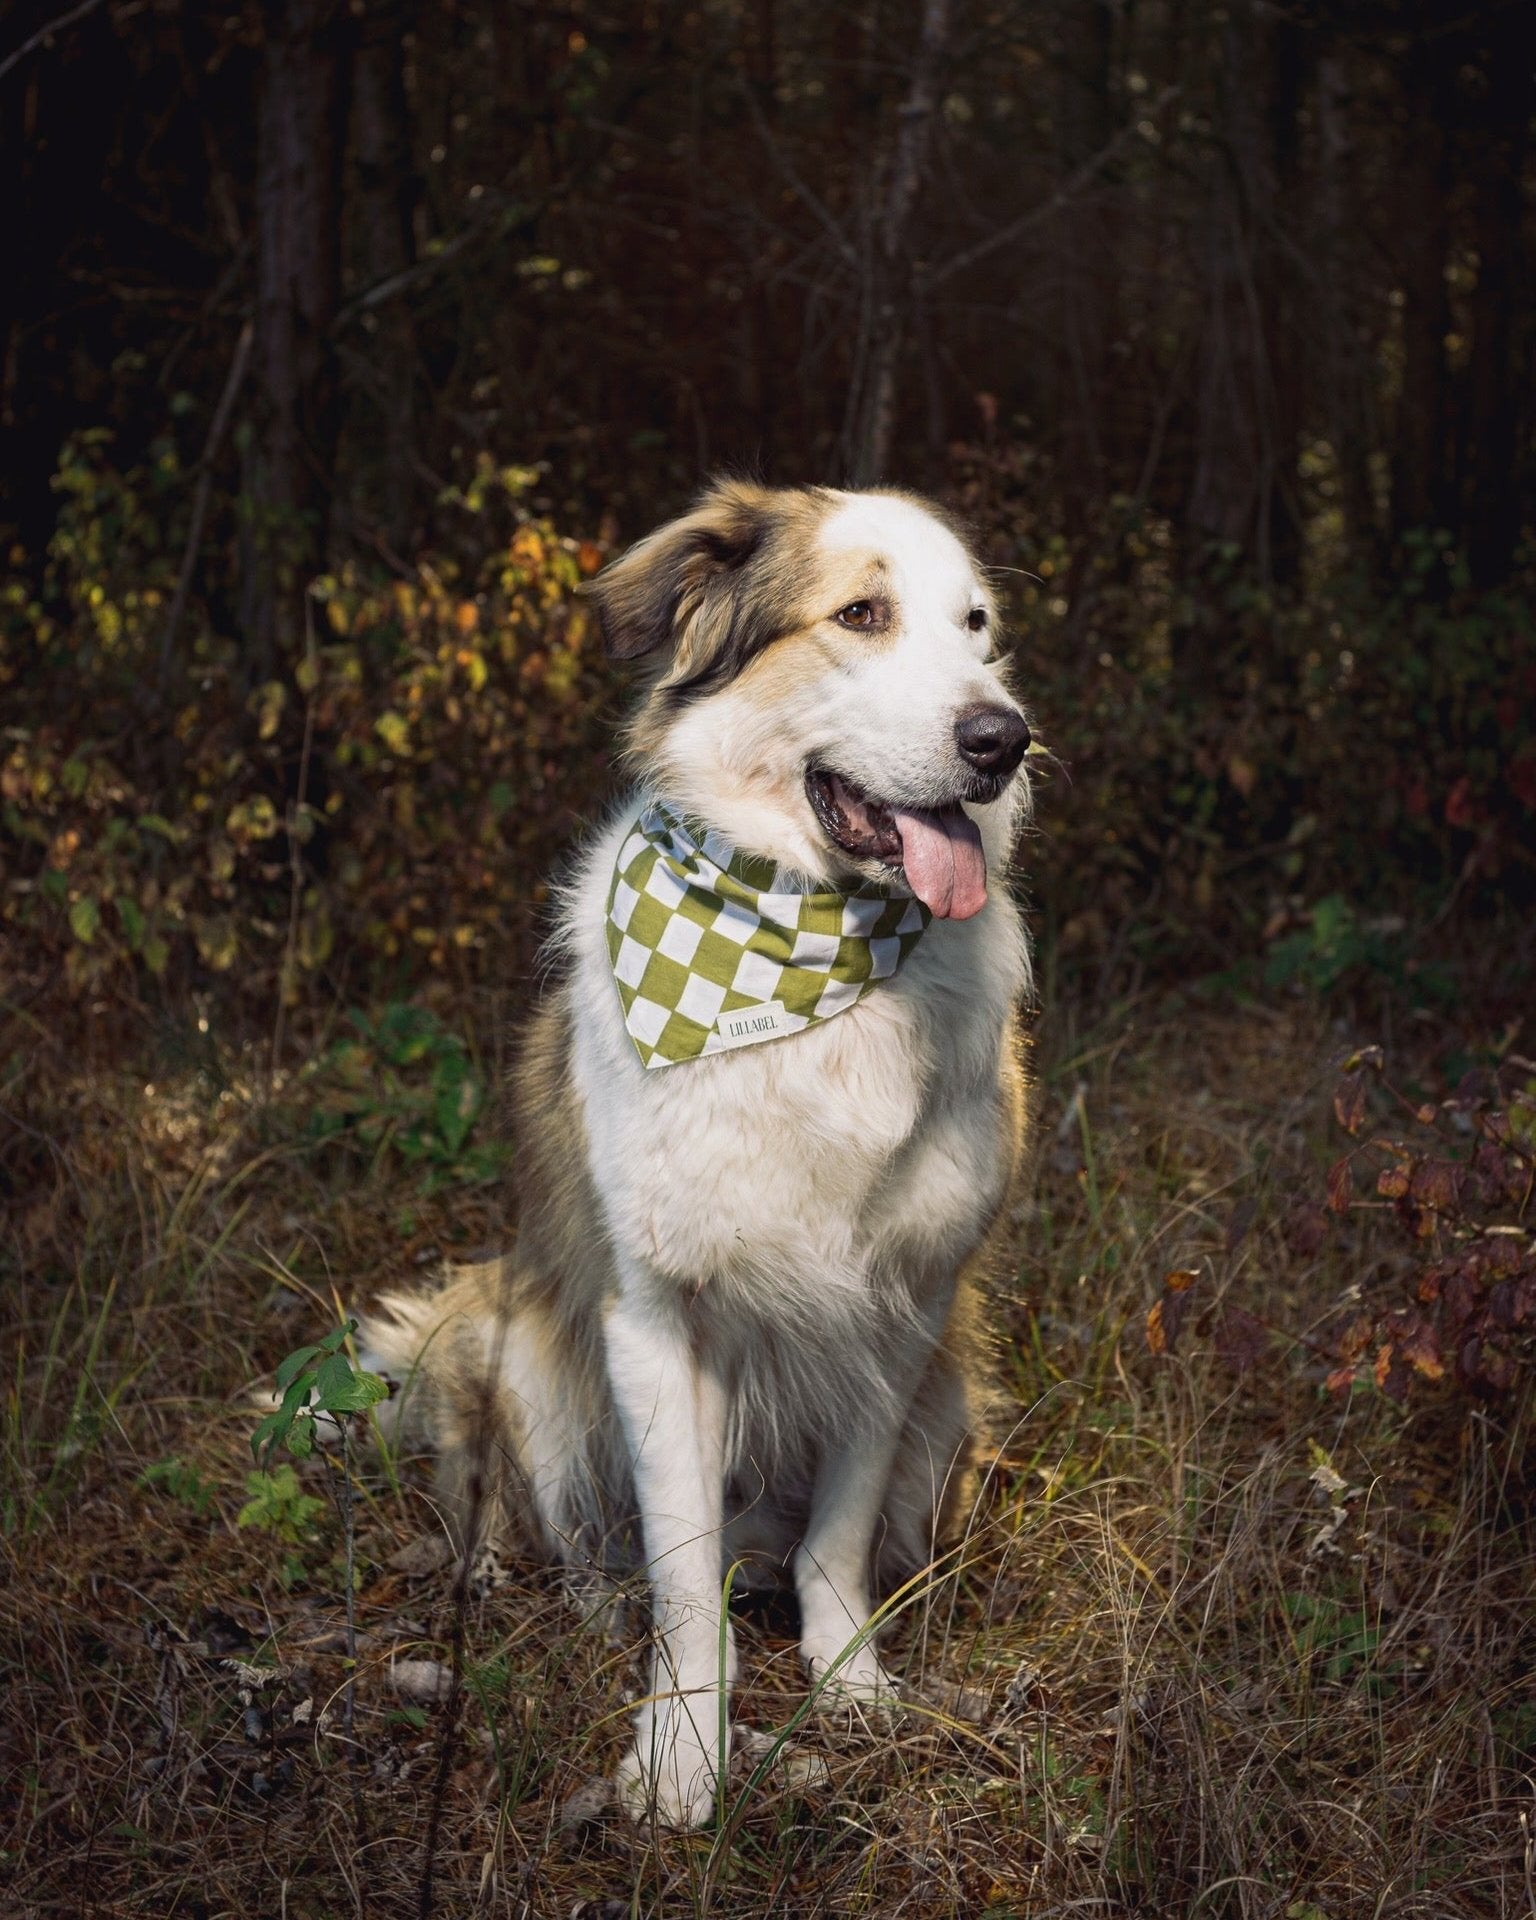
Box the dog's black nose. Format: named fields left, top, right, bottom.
left=954, top=704, right=1031, bottom=777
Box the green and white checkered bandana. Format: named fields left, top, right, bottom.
left=606, top=801, right=931, bottom=1068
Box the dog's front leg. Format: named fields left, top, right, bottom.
left=604, top=1287, right=732, bottom=1829
left=794, top=1287, right=963, bottom=1710
left=794, top=1421, right=908, bottom=1711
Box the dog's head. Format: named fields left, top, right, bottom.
left=588, top=478, right=1031, bottom=920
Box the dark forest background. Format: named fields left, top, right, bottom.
left=4, top=0, right=1536, bottom=1014
left=6, top=10, right=1536, bottom=1916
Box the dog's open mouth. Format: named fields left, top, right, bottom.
left=805, top=766, right=987, bottom=921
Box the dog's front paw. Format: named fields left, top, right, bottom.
left=803, top=1643, right=901, bottom=1726
left=617, top=1697, right=726, bottom=1830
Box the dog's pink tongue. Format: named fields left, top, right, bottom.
left=893, top=806, right=987, bottom=920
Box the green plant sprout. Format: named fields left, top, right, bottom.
left=250, top=1321, right=388, bottom=1732
left=251, top=1319, right=388, bottom=1466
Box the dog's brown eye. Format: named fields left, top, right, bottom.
left=836, top=601, right=877, bottom=630
left=966, top=607, right=988, bottom=632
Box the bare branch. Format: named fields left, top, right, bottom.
left=0, top=0, right=110, bottom=84
left=923, top=85, right=1180, bottom=294
left=739, top=78, right=858, bottom=268
left=159, top=319, right=252, bottom=683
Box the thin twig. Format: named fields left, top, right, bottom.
left=738, top=78, right=858, bottom=267
left=922, top=87, right=1180, bottom=294
left=338, top=1431, right=359, bottom=1743
left=0, top=0, right=109, bottom=83
left=268, top=592, right=318, bottom=1091
left=159, top=319, right=252, bottom=685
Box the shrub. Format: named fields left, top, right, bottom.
left=1, top=444, right=616, bottom=1007
left=1315, top=1046, right=1535, bottom=1401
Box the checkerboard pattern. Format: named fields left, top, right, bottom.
left=605, top=802, right=931, bottom=1068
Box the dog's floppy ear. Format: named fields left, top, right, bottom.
left=588, top=479, right=776, bottom=677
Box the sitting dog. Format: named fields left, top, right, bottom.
left=363, top=479, right=1034, bottom=1828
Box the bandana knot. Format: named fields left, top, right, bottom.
left=605, top=801, right=931, bottom=1068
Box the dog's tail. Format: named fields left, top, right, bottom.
left=361, top=1259, right=607, bottom=1562
left=357, top=1258, right=515, bottom=1449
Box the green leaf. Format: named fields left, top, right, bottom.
left=313, top=1351, right=389, bottom=1413
left=433, top=1049, right=483, bottom=1156
left=375, top=709, right=411, bottom=755
left=317, top=1319, right=357, bottom=1355
left=375, top=1003, right=437, bottom=1065
left=250, top=1407, right=287, bottom=1463
left=251, top=1372, right=319, bottom=1462
left=345, top=1369, right=389, bottom=1410
left=313, top=1352, right=354, bottom=1409
left=69, top=896, right=101, bottom=944
left=116, top=895, right=145, bottom=949
left=275, top=1343, right=322, bottom=1391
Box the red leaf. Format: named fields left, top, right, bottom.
left=1442, top=1269, right=1480, bottom=1328
left=1409, top=1158, right=1465, bottom=1212
left=1374, top=1343, right=1410, bottom=1403
left=1394, top=1314, right=1444, bottom=1381
left=1337, top=1313, right=1374, bottom=1362
left=1444, top=776, right=1476, bottom=828
left=1284, top=1203, right=1330, bottom=1257
left=1333, top=1072, right=1367, bottom=1136
left=1147, top=1283, right=1195, bottom=1356
left=1377, top=1162, right=1411, bottom=1200
left=1326, top=1157, right=1354, bottom=1215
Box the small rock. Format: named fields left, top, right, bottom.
left=915, top=1675, right=992, bottom=1724
left=1000, top=1662, right=1049, bottom=1718
left=560, top=1775, right=616, bottom=1832
left=775, top=1748, right=830, bottom=1792
left=386, top=1533, right=456, bottom=1578
left=390, top=1655, right=454, bottom=1703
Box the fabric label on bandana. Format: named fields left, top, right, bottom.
left=605, top=801, right=931, bottom=1069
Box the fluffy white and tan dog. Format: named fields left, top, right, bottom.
left=363, top=479, right=1034, bottom=1828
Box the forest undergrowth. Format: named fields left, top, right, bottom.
left=3, top=967, right=1533, bottom=1920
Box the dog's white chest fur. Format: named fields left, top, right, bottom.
left=569, top=807, right=1028, bottom=1331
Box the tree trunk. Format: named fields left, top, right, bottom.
left=239, top=0, right=353, bottom=678
left=842, top=0, right=951, bottom=486
left=1459, top=11, right=1533, bottom=586
left=1187, top=0, right=1301, bottom=582
left=1315, top=46, right=1379, bottom=564
left=350, top=0, right=418, bottom=554
left=1390, top=34, right=1453, bottom=547
left=1055, top=0, right=1115, bottom=530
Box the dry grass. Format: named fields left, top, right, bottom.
left=2, top=979, right=1533, bottom=1920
